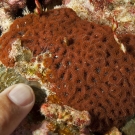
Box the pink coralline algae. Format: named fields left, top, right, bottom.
left=0, top=0, right=27, bottom=34
left=0, top=0, right=26, bottom=11
left=5, top=0, right=26, bottom=8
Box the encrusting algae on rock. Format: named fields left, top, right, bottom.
left=0, top=37, right=54, bottom=95
left=0, top=0, right=135, bottom=135
left=62, top=0, right=135, bottom=35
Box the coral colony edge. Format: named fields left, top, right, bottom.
left=0, top=0, right=135, bottom=135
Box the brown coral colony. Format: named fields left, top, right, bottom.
left=0, top=8, right=135, bottom=133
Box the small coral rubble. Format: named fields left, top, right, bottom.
left=33, top=103, right=91, bottom=134
left=0, top=8, right=135, bottom=134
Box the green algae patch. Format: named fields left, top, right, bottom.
left=0, top=64, right=28, bottom=92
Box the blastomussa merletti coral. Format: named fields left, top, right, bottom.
left=0, top=0, right=135, bottom=135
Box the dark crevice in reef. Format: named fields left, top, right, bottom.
left=26, top=0, right=36, bottom=12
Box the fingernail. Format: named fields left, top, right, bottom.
left=8, top=84, right=34, bottom=106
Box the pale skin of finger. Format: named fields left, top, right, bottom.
left=0, top=84, right=35, bottom=135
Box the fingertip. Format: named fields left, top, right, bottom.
left=8, top=83, right=35, bottom=106
left=0, top=84, right=35, bottom=135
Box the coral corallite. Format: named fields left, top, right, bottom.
left=0, top=8, right=135, bottom=133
